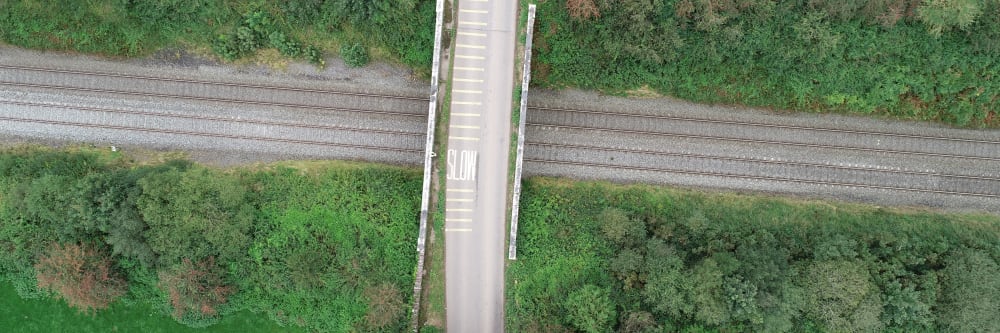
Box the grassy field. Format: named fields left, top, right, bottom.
left=0, top=282, right=301, bottom=333
left=507, top=177, right=1000, bottom=332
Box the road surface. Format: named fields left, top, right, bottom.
left=443, top=0, right=516, bottom=331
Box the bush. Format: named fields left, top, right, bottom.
left=157, top=257, right=233, bottom=326
left=564, top=284, right=616, bottom=333
left=34, top=242, right=127, bottom=313
left=340, top=42, right=370, bottom=68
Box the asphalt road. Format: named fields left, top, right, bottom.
left=443, top=0, right=516, bottom=331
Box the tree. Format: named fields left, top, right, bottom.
left=564, top=284, right=616, bottom=333
left=917, top=0, right=983, bottom=36
left=936, top=249, right=1000, bottom=332
left=688, top=259, right=730, bottom=325
left=74, top=168, right=159, bottom=267
left=137, top=167, right=253, bottom=267
left=618, top=311, right=659, bottom=333
left=34, top=242, right=127, bottom=313
left=802, top=260, right=883, bottom=332
left=599, top=207, right=645, bottom=247
left=642, top=239, right=691, bottom=317
left=158, top=257, right=234, bottom=324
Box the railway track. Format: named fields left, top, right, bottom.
left=525, top=105, right=1000, bottom=199
left=0, top=64, right=427, bottom=117
left=0, top=64, right=426, bottom=101
left=0, top=65, right=427, bottom=162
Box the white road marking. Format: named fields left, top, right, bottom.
left=446, top=228, right=473, bottom=232
left=446, top=218, right=473, bottom=222
left=458, top=31, right=487, bottom=37
left=453, top=101, right=482, bottom=105
left=451, top=113, right=481, bottom=117
left=461, top=9, right=488, bottom=14
left=457, top=44, right=486, bottom=49
left=459, top=21, right=487, bottom=26
left=446, top=208, right=473, bottom=212
left=455, top=54, right=485, bottom=60
left=451, top=136, right=480, bottom=141
left=447, top=188, right=475, bottom=192
left=454, top=89, right=483, bottom=94
left=448, top=198, right=474, bottom=202
left=447, top=149, right=478, bottom=181
left=454, top=78, right=484, bottom=83
left=451, top=125, right=481, bottom=129
left=454, top=66, right=485, bottom=72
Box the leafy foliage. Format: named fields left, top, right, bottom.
left=534, top=0, right=1000, bottom=127
left=507, top=178, right=1000, bottom=332
left=340, top=42, right=370, bottom=67
left=34, top=242, right=127, bottom=313
left=0, top=0, right=434, bottom=72
left=0, top=147, right=420, bottom=331
left=564, top=284, right=616, bottom=333
left=158, top=257, right=233, bottom=326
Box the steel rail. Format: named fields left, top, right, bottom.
left=524, top=158, right=1000, bottom=198
left=529, top=105, right=1000, bottom=144
left=0, top=116, right=423, bottom=154
left=528, top=123, right=1000, bottom=162
left=527, top=141, right=1000, bottom=182
left=0, top=100, right=424, bottom=137
left=0, top=81, right=426, bottom=118
left=0, top=64, right=426, bottom=101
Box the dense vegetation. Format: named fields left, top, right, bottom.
left=536, top=0, right=1000, bottom=127
left=508, top=178, right=1000, bottom=332
left=0, top=0, right=434, bottom=72
left=0, top=147, right=421, bottom=332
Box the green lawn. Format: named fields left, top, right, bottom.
left=0, top=282, right=303, bottom=333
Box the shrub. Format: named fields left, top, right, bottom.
left=158, top=257, right=234, bottom=325
left=340, top=42, right=369, bottom=67
left=34, top=242, right=127, bottom=313
left=564, top=284, right=616, bottom=333
left=363, top=282, right=406, bottom=330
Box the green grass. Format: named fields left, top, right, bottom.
left=0, top=282, right=302, bottom=333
